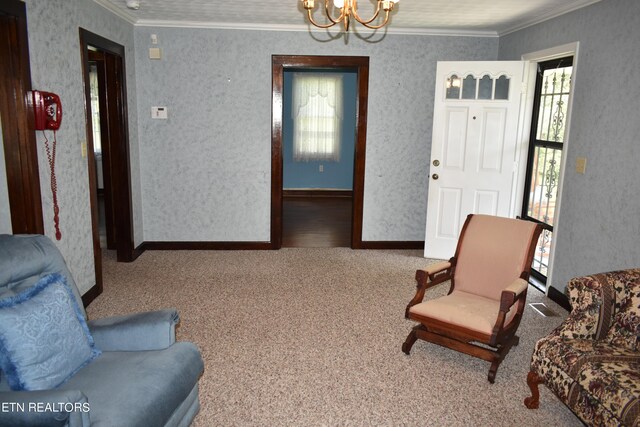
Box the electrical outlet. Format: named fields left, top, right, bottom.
left=576, top=157, right=587, bottom=174
left=319, top=165, right=324, bottom=172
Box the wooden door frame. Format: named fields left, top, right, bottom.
left=80, top=28, right=136, bottom=269
left=271, top=55, right=369, bottom=249
left=0, top=0, right=44, bottom=235
left=87, top=50, right=118, bottom=250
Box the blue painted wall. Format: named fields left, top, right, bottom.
left=283, top=70, right=357, bottom=190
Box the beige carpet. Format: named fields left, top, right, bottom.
left=87, top=248, right=581, bottom=426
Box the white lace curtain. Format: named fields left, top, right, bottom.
left=292, top=73, right=343, bottom=162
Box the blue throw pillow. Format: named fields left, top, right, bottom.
left=0, top=273, right=100, bottom=391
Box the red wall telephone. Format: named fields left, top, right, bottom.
left=31, top=90, right=63, bottom=130
left=30, top=90, right=63, bottom=240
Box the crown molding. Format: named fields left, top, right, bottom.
left=93, top=0, right=137, bottom=24
left=133, top=19, right=498, bottom=37
left=498, top=0, right=602, bottom=36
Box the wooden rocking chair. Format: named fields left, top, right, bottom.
left=403, top=214, right=542, bottom=383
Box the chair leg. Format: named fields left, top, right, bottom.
left=402, top=325, right=420, bottom=355
left=524, top=370, right=543, bottom=409
left=487, top=361, right=499, bottom=384
left=486, top=335, right=519, bottom=383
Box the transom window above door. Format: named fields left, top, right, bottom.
left=445, top=73, right=510, bottom=100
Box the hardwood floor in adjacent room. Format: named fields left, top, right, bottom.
left=282, top=195, right=352, bottom=248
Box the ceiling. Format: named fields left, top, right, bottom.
left=94, top=0, right=601, bottom=36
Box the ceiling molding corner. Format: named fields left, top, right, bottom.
left=92, top=0, right=138, bottom=25
left=498, top=0, right=602, bottom=36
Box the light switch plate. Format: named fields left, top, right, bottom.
left=149, top=47, right=161, bottom=60
left=576, top=156, right=587, bottom=174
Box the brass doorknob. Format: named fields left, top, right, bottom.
left=432, top=174, right=439, bottom=180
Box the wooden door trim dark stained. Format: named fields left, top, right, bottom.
left=88, top=50, right=117, bottom=250
left=0, top=0, right=44, bottom=235
left=80, top=28, right=136, bottom=264
left=271, top=55, right=369, bottom=249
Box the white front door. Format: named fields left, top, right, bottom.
left=424, top=61, right=527, bottom=259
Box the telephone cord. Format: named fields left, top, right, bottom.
left=43, top=131, right=62, bottom=240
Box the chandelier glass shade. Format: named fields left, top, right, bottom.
left=301, top=0, right=399, bottom=32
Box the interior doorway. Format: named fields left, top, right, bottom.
left=281, top=69, right=357, bottom=248
left=271, top=55, right=370, bottom=249
left=79, top=29, right=135, bottom=271
left=87, top=50, right=115, bottom=251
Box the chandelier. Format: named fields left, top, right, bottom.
left=301, top=0, right=400, bottom=32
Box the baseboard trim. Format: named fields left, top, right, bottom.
left=359, top=241, right=424, bottom=250
left=547, top=286, right=571, bottom=312
left=82, top=282, right=103, bottom=308
left=140, top=240, right=423, bottom=250
left=131, top=242, right=145, bottom=260
left=283, top=189, right=353, bottom=198
left=142, top=241, right=273, bottom=250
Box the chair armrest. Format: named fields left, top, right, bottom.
left=0, top=389, right=90, bottom=427
left=416, top=261, right=452, bottom=280
left=489, top=278, right=529, bottom=345
left=88, top=308, right=179, bottom=351
left=498, top=278, right=528, bottom=312
left=405, top=260, right=454, bottom=318
left=504, top=278, right=528, bottom=298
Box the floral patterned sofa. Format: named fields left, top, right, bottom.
left=524, top=269, right=640, bottom=426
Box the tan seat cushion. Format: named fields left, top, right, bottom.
left=409, top=290, right=517, bottom=335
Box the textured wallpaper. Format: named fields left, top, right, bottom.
left=498, top=0, right=640, bottom=292
left=23, top=0, right=139, bottom=294
left=134, top=28, right=497, bottom=242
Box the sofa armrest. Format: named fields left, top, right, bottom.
left=88, top=308, right=179, bottom=351
left=0, top=389, right=90, bottom=427
left=554, top=274, right=613, bottom=340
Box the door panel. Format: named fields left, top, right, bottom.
left=478, top=108, right=506, bottom=172
left=443, top=108, right=468, bottom=170
left=425, top=61, right=526, bottom=259
left=474, top=190, right=499, bottom=216
left=436, top=188, right=462, bottom=239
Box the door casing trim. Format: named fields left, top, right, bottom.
left=271, top=55, right=370, bottom=249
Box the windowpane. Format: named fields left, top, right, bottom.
left=535, top=66, right=572, bottom=143
left=494, top=75, right=509, bottom=100
left=446, top=75, right=461, bottom=99
left=527, top=146, right=561, bottom=226
left=292, top=73, right=343, bottom=162
left=478, top=75, right=493, bottom=99
left=461, top=75, right=477, bottom=99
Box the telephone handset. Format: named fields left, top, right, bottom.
left=32, top=90, right=63, bottom=130
left=30, top=90, right=63, bottom=240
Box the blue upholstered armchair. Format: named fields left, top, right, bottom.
left=0, top=234, right=204, bottom=426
